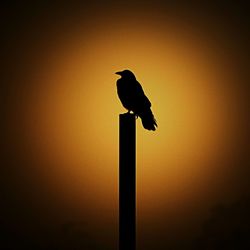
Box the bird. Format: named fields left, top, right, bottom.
left=115, top=69, right=157, bottom=131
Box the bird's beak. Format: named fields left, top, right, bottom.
left=115, top=71, right=122, bottom=75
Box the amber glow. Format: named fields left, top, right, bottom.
left=22, top=11, right=241, bottom=227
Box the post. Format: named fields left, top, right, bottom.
left=119, top=113, right=136, bottom=250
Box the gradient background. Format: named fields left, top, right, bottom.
left=1, top=1, right=249, bottom=249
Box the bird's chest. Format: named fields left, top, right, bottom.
left=117, top=80, right=133, bottom=96
left=116, top=80, right=135, bottom=108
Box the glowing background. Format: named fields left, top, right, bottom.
left=2, top=2, right=249, bottom=249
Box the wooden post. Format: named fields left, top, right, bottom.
left=119, top=113, right=136, bottom=250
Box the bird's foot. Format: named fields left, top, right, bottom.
left=126, top=110, right=138, bottom=118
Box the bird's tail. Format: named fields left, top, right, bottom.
left=139, top=109, right=157, bottom=131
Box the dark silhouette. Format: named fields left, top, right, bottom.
left=119, top=114, right=136, bottom=250
left=116, top=70, right=157, bottom=131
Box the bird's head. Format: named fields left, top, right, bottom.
left=115, top=69, right=136, bottom=79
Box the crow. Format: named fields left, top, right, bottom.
left=115, top=69, right=157, bottom=131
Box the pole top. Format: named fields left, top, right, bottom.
left=119, top=113, right=136, bottom=118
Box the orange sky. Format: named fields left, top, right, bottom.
left=2, top=2, right=249, bottom=249
left=21, top=6, right=243, bottom=224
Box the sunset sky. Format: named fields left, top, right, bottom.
left=2, top=1, right=249, bottom=249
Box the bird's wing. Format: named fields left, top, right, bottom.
left=134, top=80, right=151, bottom=108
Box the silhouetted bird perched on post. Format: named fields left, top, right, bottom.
left=116, top=70, right=157, bottom=131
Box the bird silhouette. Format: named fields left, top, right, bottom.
left=116, top=70, right=157, bottom=131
